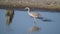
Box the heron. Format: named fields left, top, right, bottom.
left=25, top=7, right=43, bottom=25
left=5, top=9, right=14, bottom=26
left=25, top=7, right=52, bottom=23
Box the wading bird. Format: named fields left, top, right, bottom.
left=25, top=7, right=43, bottom=25
left=5, top=9, right=14, bottom=26
left=25, top=7, right=52, bottom=24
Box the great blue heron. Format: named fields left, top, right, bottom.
left=5, top=9, right=14, bottom=26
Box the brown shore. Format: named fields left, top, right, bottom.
left=0, top=0, right=60, bottom=12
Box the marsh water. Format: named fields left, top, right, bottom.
left=0, top=9, right=60, bottom=34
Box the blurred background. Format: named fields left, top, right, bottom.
left=0, top=9, right=60, bottom=34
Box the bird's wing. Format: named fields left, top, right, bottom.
left=29, top=12, right=40, bottom=17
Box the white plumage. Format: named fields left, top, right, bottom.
left=28, top=12, right=40, bottom=18
left=25, top=7, right=41, bottom=18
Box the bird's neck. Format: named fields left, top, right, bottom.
left=27, top=8, right=30, bottom=13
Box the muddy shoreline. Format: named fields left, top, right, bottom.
left=0, top=0, right=60, bottom=12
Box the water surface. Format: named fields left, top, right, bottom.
left=0, top=9, right=60, bottom=34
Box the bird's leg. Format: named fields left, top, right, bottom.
left=33, top=17, right=37, bottom=26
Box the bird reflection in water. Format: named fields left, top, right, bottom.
left=27, top=26, right=41, bottom=34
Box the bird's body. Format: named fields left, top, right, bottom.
left=28, top=12, right=40, bottom=18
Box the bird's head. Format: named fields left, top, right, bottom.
left=25, top=7, right=30, bottom=10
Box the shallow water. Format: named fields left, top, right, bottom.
left=0, top=9, right=60, bottom=34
